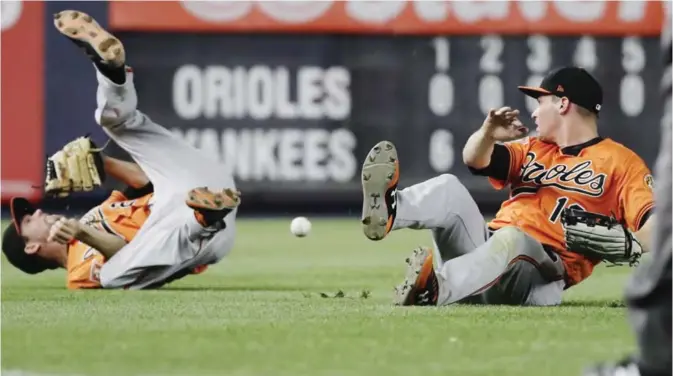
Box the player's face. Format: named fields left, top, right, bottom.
left=531, top=96, right=562, bottom=142
left=19, top=210, right=60, bottom=245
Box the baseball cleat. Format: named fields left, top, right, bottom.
left=53, top=10, right=125, bottom=68
left=361, top=140, right=399, bottom=241
left=186, top=187, right=241, bottom=228
left=393, top=247, right=439, bottom=306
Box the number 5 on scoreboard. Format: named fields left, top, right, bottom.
left=549, top=197, right=585, bottom=223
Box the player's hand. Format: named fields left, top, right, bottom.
left=48, top=217, right=82, bottom=245
left=481, top=106, right=529, bottom=142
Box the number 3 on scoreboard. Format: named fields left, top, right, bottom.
left=549, top=197, right=586, bottom=223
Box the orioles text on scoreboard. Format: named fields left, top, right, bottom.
left=172, top=65, right=351, bottom=121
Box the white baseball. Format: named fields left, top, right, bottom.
left=290, top=216, right=311, bottom=237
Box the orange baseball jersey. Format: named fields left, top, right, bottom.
left=487, top=137, right=654, bottom=287
left=66, top=190, right=153, bottom=289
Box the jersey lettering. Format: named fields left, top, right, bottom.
left=520, top=152, right=607, bottom=197
left=109, top=200, right=136, bottom=209
left=548, top=197, right=586, bottom=223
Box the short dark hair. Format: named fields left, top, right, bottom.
left=2, top=224, right=60, bottom=274
left=3, top=197, right=60, bottom=274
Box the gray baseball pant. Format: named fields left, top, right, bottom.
left=93, top=67, right=238, bottom=289
left=393, top=173, right=566, bottom=306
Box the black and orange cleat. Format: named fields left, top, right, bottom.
left=186, top=187, right=241, bottom=228
left=361, top=141, right=399, bottom=241
left=53, top=10, right=125, bottom=68
left=393, top=247, right=440, bottom=306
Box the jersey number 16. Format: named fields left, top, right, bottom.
left=549, top=197, right=585, bottom=223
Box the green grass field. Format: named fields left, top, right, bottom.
left=2, top=218, right=637, bottom=376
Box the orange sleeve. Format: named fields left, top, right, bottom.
left=66, top=242, right=106, bottom=289
left=488, top=139, right=531, bottom=190
left=618, top=155, right=655, bottom=231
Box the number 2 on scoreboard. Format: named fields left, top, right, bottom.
left=549, top=197, right=585, bottom=223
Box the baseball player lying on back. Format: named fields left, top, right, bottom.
left=3, top=152, right=214, bottom=289
left=361, top=66, right=657, bottom=306
left=2, top=10, right=241, bottom=290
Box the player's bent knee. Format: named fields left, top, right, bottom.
left=441, top=173, right=475, bottom=192
left=436, top=173, right=471, bottom=194
left=437, top=173, right=461, bottom=186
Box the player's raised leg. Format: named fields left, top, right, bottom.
left=361, top=141, right=400, bottom=241
left=361, top=141, right=489, bottom=262
left=52, top=10, right=236, bottom=203
left=52, top=10, right=240, bottom=288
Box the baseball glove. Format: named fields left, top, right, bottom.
left=44, top=137, right=106, bottom=197
left=560, top=208, right=643, bottom=267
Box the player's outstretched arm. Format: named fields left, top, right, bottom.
left=463, top=127, right=497, bottom=169
left=102, top=156, right=149, bottom=189
left=463, top=107, right=528, bottom=169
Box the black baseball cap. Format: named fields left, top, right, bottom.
left=2, top=197, right=59, bottom=274
left=518, top=66, right=603, bottom=115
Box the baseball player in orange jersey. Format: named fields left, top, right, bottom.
left=361, top=66, right=657, bottom=306
left=1, top=11, right=240, bottom=289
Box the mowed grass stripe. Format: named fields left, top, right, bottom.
left=1, top=218, right=637, bottom=375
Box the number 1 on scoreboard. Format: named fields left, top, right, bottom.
left=431, top=37, right=450, bottom=71
left=428, top=37, right=454, bottom=117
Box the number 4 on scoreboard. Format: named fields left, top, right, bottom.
left=549, top=197, right=586, bottom=223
